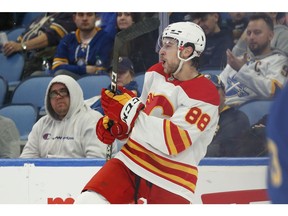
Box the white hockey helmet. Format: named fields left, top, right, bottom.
left=162, top=21, right=206, bottom=60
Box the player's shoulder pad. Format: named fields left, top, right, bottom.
left=180, top=75, right=220, bottom=106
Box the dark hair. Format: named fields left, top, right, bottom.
left=130, top=13, right=142, bottom=23
left=184, top=42, right=200, bottom=68
left=248, top=13, right=274, bottom=31
left=191, top=13, right=222, bottom=26
left=73, top=12, right=97, bottom=15
left=116, top=12, right=142, bottom=23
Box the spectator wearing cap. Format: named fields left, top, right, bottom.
left=85, top=56, right=141, bottom=115
left=111, top=56, right=140, bottom=97
left=204, top=74, right=250, bottom=157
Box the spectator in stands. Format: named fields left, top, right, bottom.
left=193, top=13, right=234, bottom=71
left=220, top=13, right=288, bottom=107
left=51, top=13, right=114, bottom=80
left=0, top=115, right=20, bottom=158
left=2, top=13, right=76, bottom=78
left=20, top=75, right=117, bottom=158
left=168, top=12, right=193, bottom=23
left=232, top=12, right=288, bottom=57
left=116, top=12, right=159, bottom=74
left=226, top=12, right=249, bottom=46
left=204, top=74, right=250, bottom=157
left=238, top=114, right=268, bottom=157
left=275, top=12, right=287, bottom=26
left=85, top=56, right=140, bottom=115
left=268, top=12, right=288, bottom=56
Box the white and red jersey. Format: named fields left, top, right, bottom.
left=115, top=63, right=220, bottom=202
left=220, top=49, right=288, bottom=106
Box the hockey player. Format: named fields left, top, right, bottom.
left=266, top=82, right=288, bottom=204
left=74, top=22, right=220, bottom=204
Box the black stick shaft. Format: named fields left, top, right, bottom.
left=106, top=17, right=160, bottom=161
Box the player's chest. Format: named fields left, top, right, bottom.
left=144, top=82, right=179, bottom=117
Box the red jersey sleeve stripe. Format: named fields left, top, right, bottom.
left=164, top=119, right=192, bottom=155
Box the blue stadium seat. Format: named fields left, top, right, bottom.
left=134, top=72, right=145, bottom=94
left=7, top=27, right=26, bottom=41
left=0, top=103, right=38, bottom=141
left=11, top=76, right=53, bottom=115
left=200, top=69, right=222, bottom=76
left=0, top=76, right=8, bottom=106
left=77, top=75, right=111, bottom=100
left=237, top=99, right=274, bottom=126
left=0, top=53, right=25, bottom=91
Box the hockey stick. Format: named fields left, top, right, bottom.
left=110, top=17, right=160, bottom=93
left=106, top=17, right=160, bottom=161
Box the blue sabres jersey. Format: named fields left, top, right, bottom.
left=267, top=83, right=288, bottom=203
left=52, top=28, right=114, bottom=75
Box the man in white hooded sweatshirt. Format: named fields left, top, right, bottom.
left=20, top=75, right=117, bottom=158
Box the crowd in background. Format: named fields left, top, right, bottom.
left=1, top=12, right=288, bottom=158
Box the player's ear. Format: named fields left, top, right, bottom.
left=182, top=46, right=194, bottom=59
left=182, top=42, right=195, bottom=59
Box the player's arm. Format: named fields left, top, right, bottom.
left=132, top=102, right=219, bottom=156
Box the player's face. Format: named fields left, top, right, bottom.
left=74, top=13, right=97, bottom=32
left=159, top=38, right=180, bottom=74
left=246, top=19, right=273, bottom=56
left=49, top=83, right=70, bottom=120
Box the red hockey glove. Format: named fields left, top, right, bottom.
left=101, top=86, right=136, bottom=116
left=96, top=116, right=115, bottom=145
left=101, top=88, right=144, bottom=135
left=96, top=116, right=129, bottom=144
left=108, top=120, right=130, bottom=140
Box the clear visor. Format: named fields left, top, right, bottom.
left=156, top=36, right=178, bottom=53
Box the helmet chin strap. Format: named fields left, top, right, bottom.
left=173, top=59, right=184, bottom=76
left=172, top=49, right=198, bottom=76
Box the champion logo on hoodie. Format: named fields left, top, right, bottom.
left=43, top=133, right=74, bottom=140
